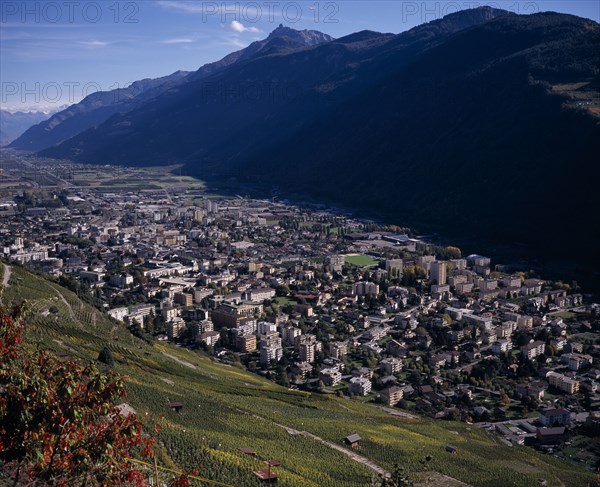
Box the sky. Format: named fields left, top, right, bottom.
left=1, top=0, right=599, bottom=111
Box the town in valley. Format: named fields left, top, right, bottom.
left=1, top=149, right=599, bottom=475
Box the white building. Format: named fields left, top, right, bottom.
left=430, top=261, right=447, bottom=285
left=380, top=357, right=403, bottom=375
left=349, top=377, right=372, bottom=396
left=319, top=368, right=342, bottom=386
left=491, top=339, right=513, bottom=354
left=352, top=281, right=379, bottom=297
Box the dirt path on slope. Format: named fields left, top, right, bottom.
left=380, top=407, right=419, bottom=419
left=276, top=423, right=388, bottom=476
left=1, top=263, right=11, bottom=288
left=56, top=290, right=78, bottom=323
left=162, top=351, right=198, bottom=370
left=415, top=471, right=473, bottom=486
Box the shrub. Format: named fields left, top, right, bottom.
left=0, top=304, right=153, bottom=486
left=98, top=346, right=116, bottom=366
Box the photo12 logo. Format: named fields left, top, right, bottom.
left=400, top=1, right=540, bottom=23
left=198, top=2, right=339, bottom=24
left=0, top=79, right=302, bottom=108
left=1, top=1, right=140, bottom=24
left=1, top=81, right=136, bottom=106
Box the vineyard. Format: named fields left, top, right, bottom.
left=1, top=262, right=595, bottom=487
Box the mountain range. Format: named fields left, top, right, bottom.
left=8, top=25, right=334, bottom=153
left=0, top=110, right=55, bottom=146
left=14, top=7, right=600, bottom=275
left=8, top=71, right=191, bottom=151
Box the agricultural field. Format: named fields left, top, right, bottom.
left=1, top=262, right=595, bottom=487
left=67, top=165, right=206, bottom=192
left=344, top=255, right=379, bottom=267
left=0, top=151, right=206, bottom=195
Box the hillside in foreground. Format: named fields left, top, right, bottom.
left=0, top=261, right=594, bottom=487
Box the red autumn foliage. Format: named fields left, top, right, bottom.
left=170, top=473, right=192, bottom=487
left=0, top=304, right=154, bottom=486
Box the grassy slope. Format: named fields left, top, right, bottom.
left=1, top=262, right=594, bottom=487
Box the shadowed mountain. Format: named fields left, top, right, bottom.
left=238, top=11, right=600, bottom=266
left=41, top=7, right=509, bottom=164
left=39, top=8, right=600, bottom=274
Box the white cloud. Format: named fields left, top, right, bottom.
left=162, top=37, right=194, bottom=44
left=229, top=20, right=261, bottom=33
left=79, top=40, right=108, bottom=47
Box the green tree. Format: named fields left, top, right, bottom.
left=446, top=246, right=462, bottom=259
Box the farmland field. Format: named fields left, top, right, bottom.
left=1, top=262, right=595, bottom=487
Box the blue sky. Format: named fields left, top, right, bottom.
left=1, top=0, right=598, bottom=111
